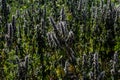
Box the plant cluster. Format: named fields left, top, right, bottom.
left=0, top=0, right=120, bottom=80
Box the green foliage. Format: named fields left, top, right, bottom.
left=0, top=0, right=120, bottom=79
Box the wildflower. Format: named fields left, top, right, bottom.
left=52, top=32, right=60, bottom=46
left=93, top=52, right=99, bottom=79
left=89, top=71, right=93, bottom=80
left=98, top=71, right=105, bottom=80
left=60, top=21, right=68, bottom=37
left=114, top=51, right=119, bottom=63
left=12, top=15, right=16, bottom=34
left=82, top=54, right=87, bottom=68
left=77, top=0, right=82, bottom=11
left=49, top=17, right=57, bottom=32
left=60, top=8, right=65, bottom=21
left=66, top=30, right=74, bottom=44
left=47, top=32, right=59, bottom=47
left=8, top=23, right=13, bottom=39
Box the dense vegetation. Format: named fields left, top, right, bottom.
left=0, top=0, right=120, bottom=80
